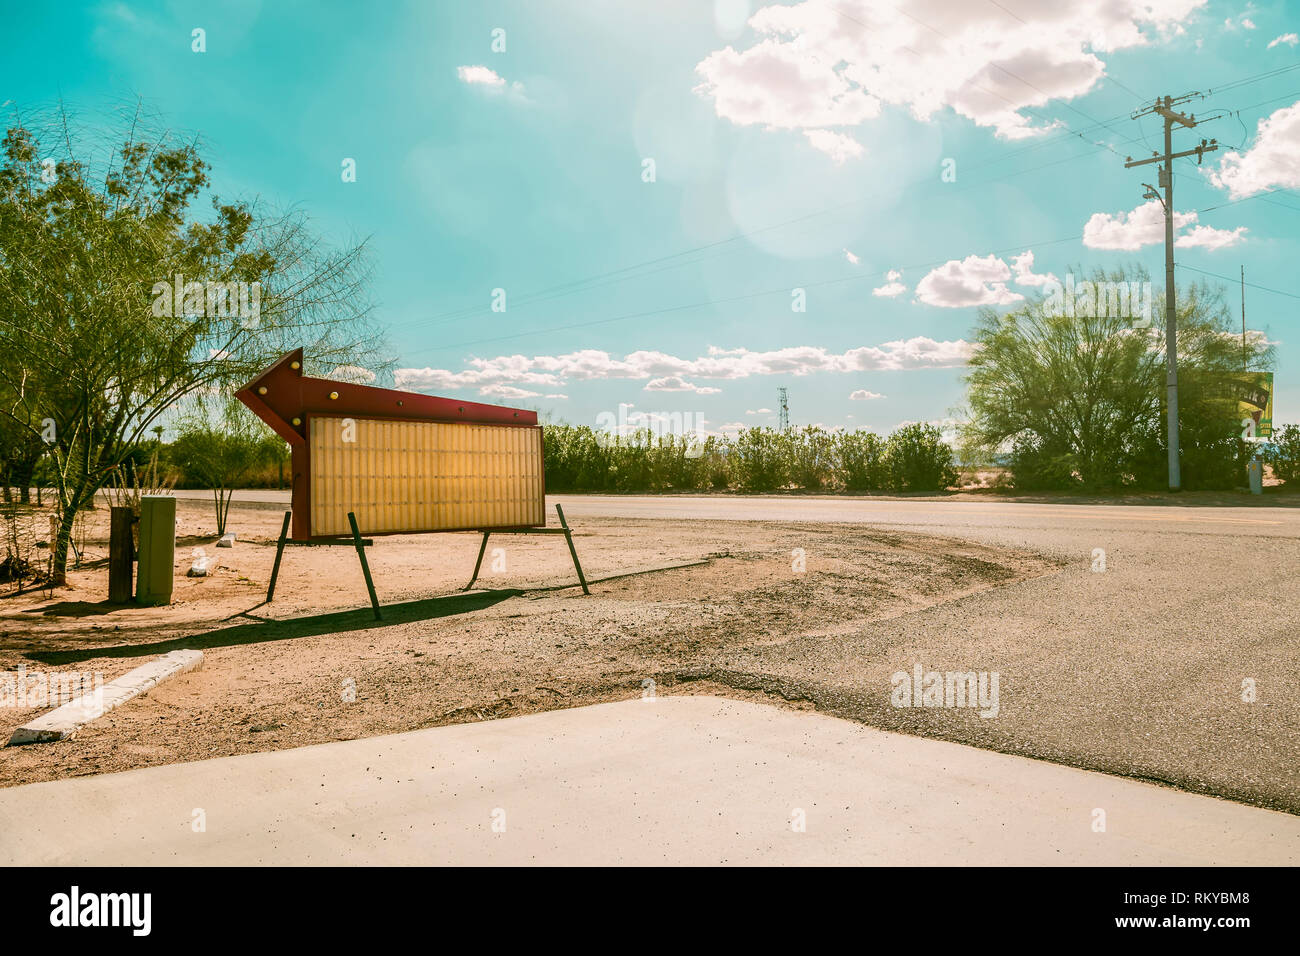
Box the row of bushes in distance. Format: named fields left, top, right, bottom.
left=542, top=423, right=958, bottom=493
left=1008, top=422, right=1300, bottom=491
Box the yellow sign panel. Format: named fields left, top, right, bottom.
left=1237, top=371, right=1274, bottom=439
left=309, top=416, right=545, bottom=537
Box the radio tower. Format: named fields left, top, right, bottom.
left=778, top=387, right=789, bottom=432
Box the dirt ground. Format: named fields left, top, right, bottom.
left=0, top=498, right=1060, bottom=786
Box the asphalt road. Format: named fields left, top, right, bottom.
left=4, top=696, right=1296, bottom=865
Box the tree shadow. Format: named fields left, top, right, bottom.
left=24, top=588, right=523, bottom=666
left=18, top=600, right=132, bottom=618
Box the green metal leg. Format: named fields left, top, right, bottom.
left=348, top=511, right=381, bottom=620
left=556, top=504, right=590, bottom=595
left=266, top=510, right=291, bottom=603
left=465, top=531, right=490, bottom=590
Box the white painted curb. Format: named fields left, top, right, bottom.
left=8, top=650, right=204, bottom=745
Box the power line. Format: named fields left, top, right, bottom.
left=419, top=35, right=1300, bottom=330
left=414, top=29, right=1300, bottom=341
left=447, top=143, right=1126, bottom=322
left=405, top=187, right=1295, bottom=367
left=828, top=2, right=1061, bottom=131
left=413, top=131, right=1282, bottom=358
left=1196, top=186, right=1291, bottom=214
left=883, top=0, right=1131, bottom=142
left=1255, top=195, right=1300, bottom=214
left=421, top=4, right=1149, bottom=329
left=1204, top=63, right=1300, bottom=97
left=982, top=0, right=1145, bottom=102
left=402, top=232, right=1085, bottom=358
left=416, top=129, right=1147, bottom=332
left=1175, top=262, right=1300, bottom=300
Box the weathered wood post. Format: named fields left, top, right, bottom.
left=108, top=506, right=134, bottom=602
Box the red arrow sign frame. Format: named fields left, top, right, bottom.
left=235, top=348, right=541, bottom=540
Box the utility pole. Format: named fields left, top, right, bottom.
left=777, top=387, right=789, bottom=432
left=1125, top=94, right=1219, bottom=491
left=1241, top=265, right=1248, bottom=367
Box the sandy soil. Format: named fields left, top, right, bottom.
left=0, top=498, right=1059, bottom=786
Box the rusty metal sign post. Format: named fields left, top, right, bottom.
left=236, top=348, right=588, bottom=615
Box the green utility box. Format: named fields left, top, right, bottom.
left=136, top=495, right=176, bottom=606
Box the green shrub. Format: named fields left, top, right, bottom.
left=1126, top=411, right=1251, bottom=491
left=1008, top=434, right=1080, bottom=491
left=701, top=436, right=731, bottom=489
left=543, top=424, right=609, bottom=491
left=731, top=427, right=788, bottom=492
left=1265, top=424, right=1300, bottom=484
left=835, top=430, right=886, bottom=491
left=883, top=423, right=957, bottom=492
left=783, top=425, right=836, bottom=489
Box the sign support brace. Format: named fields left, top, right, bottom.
left=464, top=504, right=590, bottom=595
left=265, top=510, right=382, bottom=619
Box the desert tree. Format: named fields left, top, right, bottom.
left=963, top=267, right=1270, bottom=490
left=0, top=102, right=390, bottom=582
left=170, top=398, right=282, bottom=537
left=0, top=382, right=48, bottom=504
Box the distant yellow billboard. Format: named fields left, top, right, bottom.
left=308, top=416, right=545, bottom=537
left=1237, top=372, right=1274, bottom=439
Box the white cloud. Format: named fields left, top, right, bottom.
left=479, top=384, right=540, bottom=399
left=872, top=268, right=906, bottom=298
left=644, top=376, right=723, bottom=394
left=849, top=389, right=885, bottom=400
left=1083, top=199, right=1246, bottom=250
left=457, top=65, right=528, bottom=101
left=694, top=35, right=882, bottom=130
left=327, top=365, right=378, bottom=384
left=396, top=336, right=974, bottom=395
left=1208, top=101, right=1300, bottom=198
left=915, top=255, right=1023, bottom=307
left=804, top=129, right=865, bottom=163
left=1083, top=200, right=1184, bottom=249
left=844, top=248, right=861, bottom=265
left=457, top=65, right=505, bottom=87
left=1010, top=250, right=1059, bottom=288
left=693, top=0, right=1206, bottom=147
left=1268, top=33, right=1299, bottom=48
left=746, top=408, right=774, bottom=415
left=1177, top=223, right=1248, bottom=250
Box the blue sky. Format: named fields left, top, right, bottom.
left=4, top=0, right=1300, bottom=437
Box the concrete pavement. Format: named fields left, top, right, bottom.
left=2, top=696, right=1297, bottom=865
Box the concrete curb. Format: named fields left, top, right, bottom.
left=8, top=650, right=204, bottom=746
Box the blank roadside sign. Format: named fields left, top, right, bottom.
left=308, top=415, right=545, bottom=536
